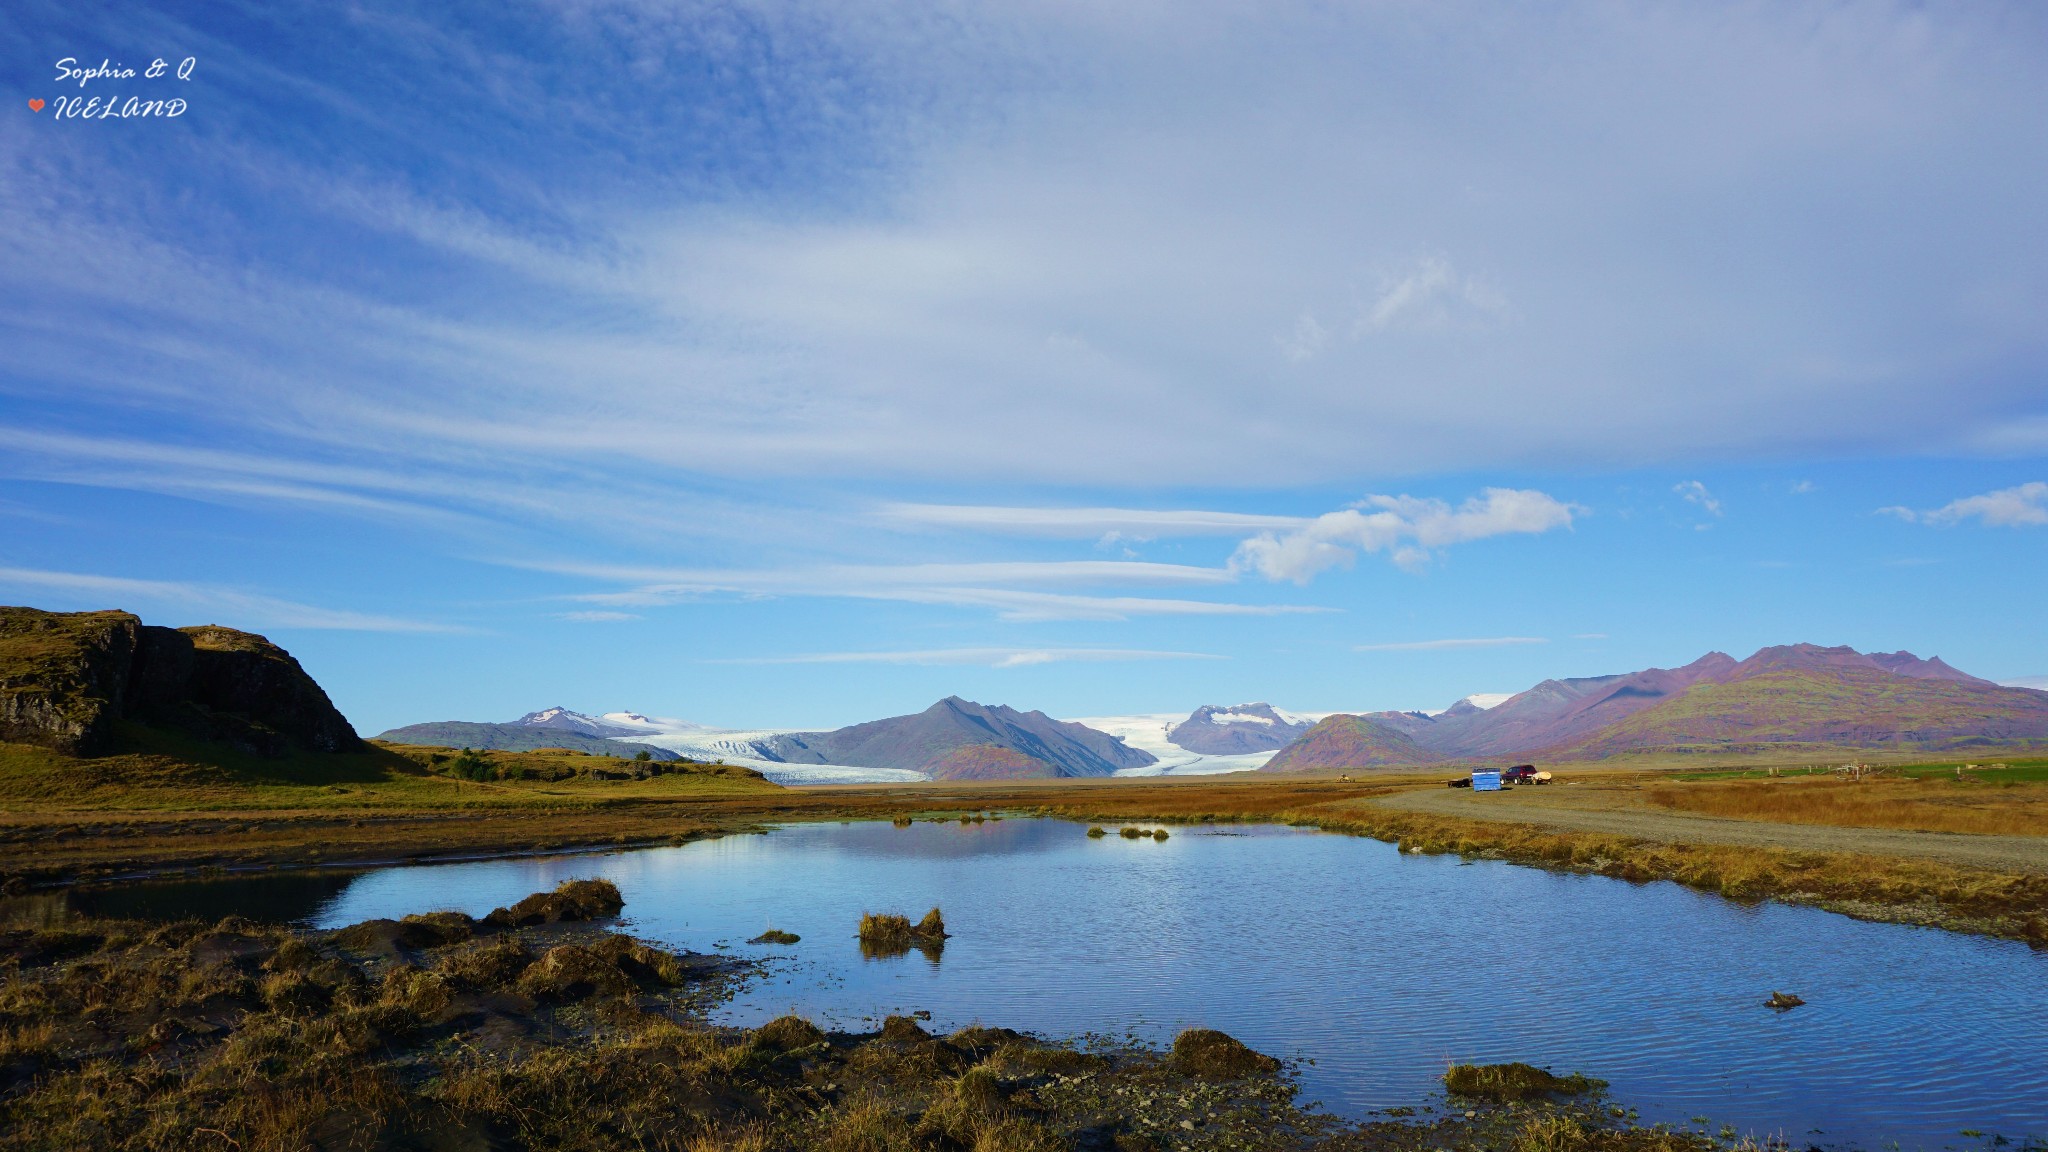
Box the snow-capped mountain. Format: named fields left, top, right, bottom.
left=1166, top=703, right=1316, bottom=754
left=513, top=707, right=646, bottom=737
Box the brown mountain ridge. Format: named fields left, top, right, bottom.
left=1262, top=644, right=2048, bottom=772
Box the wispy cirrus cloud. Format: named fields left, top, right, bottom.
left=878, top=504, right=1309, bottom=537
left=0, top=566, right=461, bottom=633
left=527, top=558, right=1329, bottom=622
left=714, top=647, right=1223, bottom=669
left=1232, top=489, right=1579, bottom=582
left=1882, top=482, right=2048, bottom=528
left=7, top=0, right=2046, bottom=522
left=1356, top=637, right=1547, bottom=652
left=536, top=559, right=1236, bottom=589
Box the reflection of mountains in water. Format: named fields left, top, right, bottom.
left=774, top=817, right=1077, bottom=864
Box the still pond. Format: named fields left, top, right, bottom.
left=79, top=818, right=2048, bottom=1149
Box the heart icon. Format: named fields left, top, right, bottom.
left=28, top=99, right=44, bottom=112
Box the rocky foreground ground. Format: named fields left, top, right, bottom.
left=0, top=879, right=1746, bottom=1152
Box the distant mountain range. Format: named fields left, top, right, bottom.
left=1263, top=644, right=2048, bottom=772
left=1166, top=703, right=1314, bottom=754
left=756, top=696, right=1157, bottom=780
left=365, top=644, right=2048, bottom=781
left=375, top=707, right=683, bottom=761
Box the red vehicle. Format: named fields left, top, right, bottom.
left=1501, top=764, right=1542, bottom=785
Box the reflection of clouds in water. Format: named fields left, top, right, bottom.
left=261, top=818, right=2048, bottom=1148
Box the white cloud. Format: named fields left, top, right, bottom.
left=2002, top=675, right=2048, bottom=692
left=6, top=1, right=2047, bottom=508
left=556, top=610, right=642, bottom=623
left=1356, top=637, right=1548, bottom=652
left=1357, top=256, right=1505, bottom=333
left=1923, top=482, right=2048, bottom=527
left=1674, top=480, right=1723, bottom=516
left=1277, top=313, right=1328, bottom=363
left=714, top=647, right=1223, bottom=669
left=0, top=566, right=459, bottom=633
left=1230, top=488, right=1578, bottom=583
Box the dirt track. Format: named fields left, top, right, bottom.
left=1367, top=785, right=2048, bottom=874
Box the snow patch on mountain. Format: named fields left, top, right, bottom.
left=1065, top=713, right=1281, bottom=776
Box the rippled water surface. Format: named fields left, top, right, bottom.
left=142, top=819, right=2048, bottom=1148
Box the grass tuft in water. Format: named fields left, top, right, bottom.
left=1445, top=1061, right=1607, bottom=1102
left=1167, top=1027, right=1282, bottom=1079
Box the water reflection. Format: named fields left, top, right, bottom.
left=62, top=818, right=2048, bottom=1149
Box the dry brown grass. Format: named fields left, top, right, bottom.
left=1643, top=776, right=2048, bottom=837
left=1325, top=807, right=2048, bottom=944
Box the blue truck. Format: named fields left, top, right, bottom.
left=1447, top=765, right=1548, bottom=789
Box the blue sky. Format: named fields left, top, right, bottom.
left=3, top=1, right=2045, bottom=734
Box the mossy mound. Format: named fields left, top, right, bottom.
left=1444, top=1061, right=1606, bottom=1102
left=880, top=1014, right=931, bottom=1042
left=753, top=1014, right=827, bottom=1051
left=484, top=878, right=623, bottom=927
left=748, top=929, right=800, bottom=945
left=1167, top=1028, right=1281, bottom=1079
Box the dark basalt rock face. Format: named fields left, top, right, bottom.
left=0, top=606, right=363, bottom=757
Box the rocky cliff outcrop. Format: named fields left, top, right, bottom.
left=0, top=607, right=362, bottom=757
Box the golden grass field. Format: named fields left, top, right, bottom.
left=1641, top=771, right=2048, bottom=837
